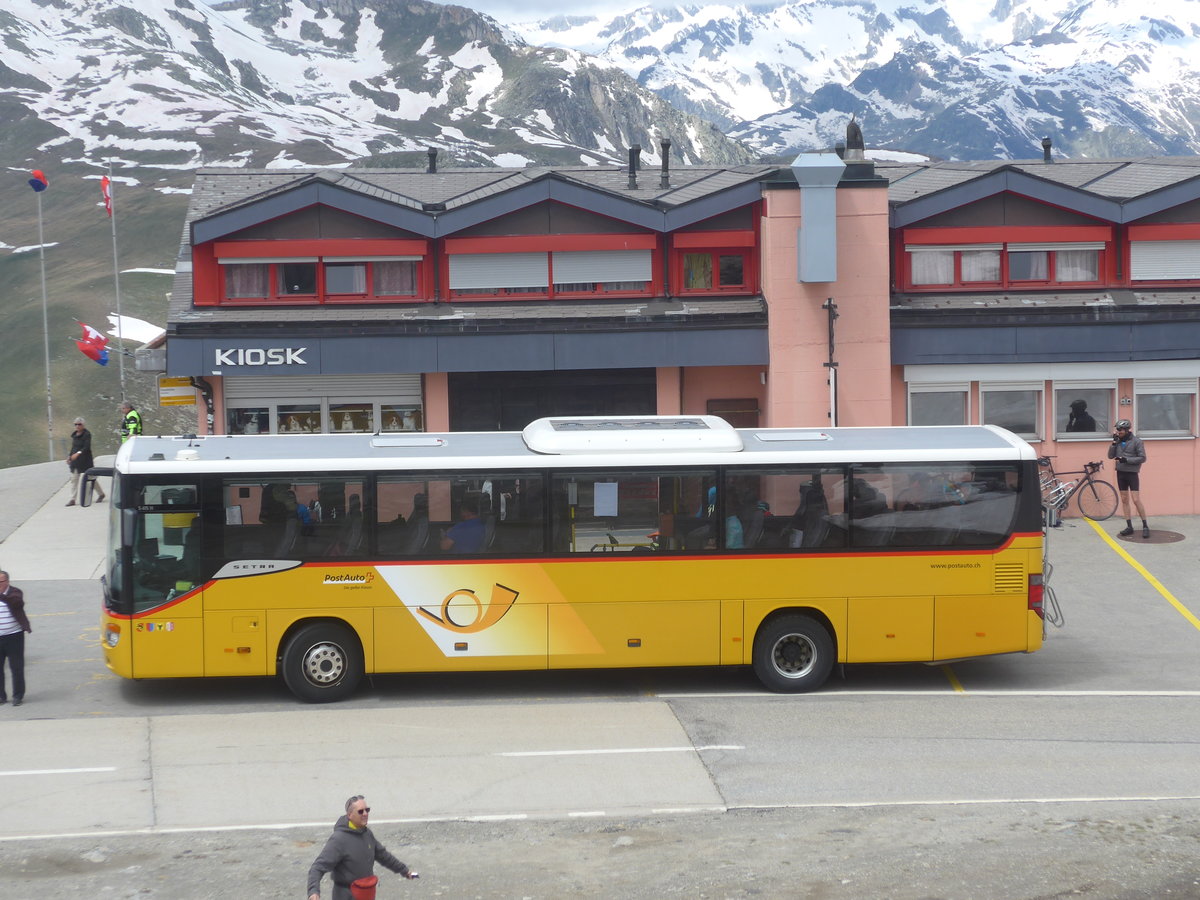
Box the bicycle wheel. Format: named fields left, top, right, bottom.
left=1075, top=478, right=1118, bottom=521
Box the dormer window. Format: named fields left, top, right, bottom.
left=904, top=241, right=1102, bottom=290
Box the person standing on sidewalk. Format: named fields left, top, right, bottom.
left=0, top=571, right=32, bottom=706
left=119, top=401, right=142, bottom=443
left=1108, top=418, right=1149, bottom=539
left=66, top=417, right=106, bottom=506
left=307, top=795, right=418, bottom=900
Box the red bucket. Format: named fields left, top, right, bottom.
left=350, top=875, right=379, bottom=900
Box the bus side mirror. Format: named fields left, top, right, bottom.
left=80, top=474, right=94, bottom=508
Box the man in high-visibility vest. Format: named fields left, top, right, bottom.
left=119, top=401, right=143, bottom=443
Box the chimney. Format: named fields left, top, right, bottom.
left=659, top=138, right=672, bottom=188
left=1041, top=137, right=1053, bottom=163
left=427, top=148, right=438, bottom=173
left=628, top=145, right=641, bottom=189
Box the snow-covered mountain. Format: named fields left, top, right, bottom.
left=0, top=0, right=750, bottom=171
left=516, top=0, right=1200, bottom=159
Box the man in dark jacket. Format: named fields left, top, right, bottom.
left=308, top=795, right=418, bottom=899
left=66, top=417, right=106, bottom=506
left=0, top=571, right=32, bottom=706
left=1107, top=419, right=1149, bottom=538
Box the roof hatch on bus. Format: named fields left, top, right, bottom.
left=522, top=415, right=743, bottom=454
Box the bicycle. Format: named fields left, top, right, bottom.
left=1038, top=457, right=1119, bottom=521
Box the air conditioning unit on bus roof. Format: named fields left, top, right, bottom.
left=522, top=415, right=743, bottom=454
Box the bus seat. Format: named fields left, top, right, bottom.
left=181, top=517, right=203, bottom=581
left=743, top=508, right=765, bottom=548
left=851, top=479, right=888, bottom=518
left=402, top=514, right=429, bottom=555
left=273, top=517, right=298, bottom=556
left=481, top=514, right=497, bottom=551
left=325, top=494, right=364, bottom=556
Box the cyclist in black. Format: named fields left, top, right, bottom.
left=1107, top=419, right=1149, bottom=538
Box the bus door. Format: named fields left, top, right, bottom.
left=128, top=482, right=205, bottom=678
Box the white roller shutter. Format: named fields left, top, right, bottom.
left=224, top=374, right=421, bottom=404
left=1130, top=241, right=1200, bottom=280
left=552, top=250, right=652, bottom=283
left=449, top=252, right=548, bottom=289
left=1007, top=242, right=1105, bottom=251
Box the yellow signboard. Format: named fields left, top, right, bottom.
left=158, top=375, right=196, bottom=407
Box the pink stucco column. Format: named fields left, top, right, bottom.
left=759, top=186, right=892, bottom=428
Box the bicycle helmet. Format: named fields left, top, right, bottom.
left=1115, top=419, right=1131, bottom=430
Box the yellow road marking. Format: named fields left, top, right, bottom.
left=941, top=665, right=965, bottom=692
left=1085, top=518, right=1200, bottom=632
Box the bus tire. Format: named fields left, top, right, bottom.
left=752, top=614, right=834, bottom=693
left=281, top=622, right=363, bottom=703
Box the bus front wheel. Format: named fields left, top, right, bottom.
left=753, top=614, right=834, bottom=693
left=281, top=622, right=364, bottom=703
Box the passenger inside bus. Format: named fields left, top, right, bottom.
left=441, top=494, right=485, bottom=553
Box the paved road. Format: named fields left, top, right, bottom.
left=2, top=471, right=1199, bottom=898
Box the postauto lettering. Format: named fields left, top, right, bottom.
left=214, top=347, right=307, bottom=367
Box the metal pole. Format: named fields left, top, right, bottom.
left=822, top=297, right=838, bottom=427
left=37, top=190, right=53, bottom=461
left=108, top=163, right=126, bottom=401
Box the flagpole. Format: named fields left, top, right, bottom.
left=107, top=162, right=126, bottom=401
left=36, top=189, right=54, bottom=461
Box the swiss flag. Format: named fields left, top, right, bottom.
left=100, top=175, right=112, bottom=216
left=75, top=322, right=109, bottom=366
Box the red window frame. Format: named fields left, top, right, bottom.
left=203, top=239, right=430, bottom=306
left=900, top=226, right=1111, bottom=292
left=442, top=234, right=660, bottom=302
left=670, top=231, right=758, bottom=296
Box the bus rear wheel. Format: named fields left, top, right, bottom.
left=753, top=614, right=834, bottom=693
left=281, top=622, right=364, bottom=703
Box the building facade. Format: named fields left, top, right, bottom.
left=167, top=143, right=1200, bottom=515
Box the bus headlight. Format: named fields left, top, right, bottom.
left=104, top=624, right=121, bottom=648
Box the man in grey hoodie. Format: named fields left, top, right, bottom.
left=1108, top=418, right=1150, bottom=539
left=307, top=795, right=418, bottom=899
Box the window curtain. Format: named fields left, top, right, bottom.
left=1055, top=249, right=1098, bottom=282
left=961, top=250, right=1000, bottom=282
left=1009, top=251, right=1049, bottom=280
left=225, top=264, right=269, bottom=298
left=374, top=261, right=416, bottom=295
left=683, top=253, right=713, bottom=289
left=910, top=251, right=953, bottom=285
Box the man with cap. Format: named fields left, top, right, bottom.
left=1065, top=399, right=1096, bottom=432
left=66, top=417, right=106, bottom=506
left=1107, top=419, right=1149, bottom=538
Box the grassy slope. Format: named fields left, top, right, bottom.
left=0, top=167, right=193, bottom=467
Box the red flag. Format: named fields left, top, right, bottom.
left=100, top=175, right=112, bottom=216
left=28, top=169, right=48, bottom=192
left=75, top=322, right=110, bottom=366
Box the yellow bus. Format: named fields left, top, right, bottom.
left=92, top=416, right=1045, bottom=702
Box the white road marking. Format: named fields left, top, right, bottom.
left=6, top=796, right=1197, bottom=844
left=656, top=690, right=1200, bottom=698
left=0, top=766, right=116, bottom=777
left=498, top=744, right=743, bottom=757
